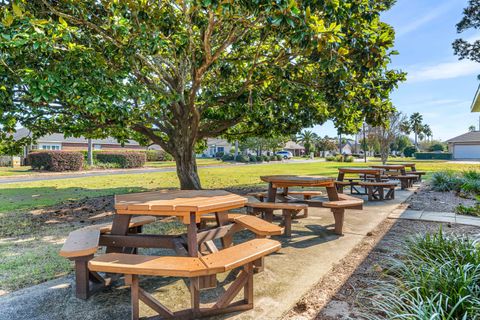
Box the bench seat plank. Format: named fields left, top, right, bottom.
left=200, top=239, right=281, bottom=272
left=246, top=202, right=308, bottom=210
left=89, top=253, right=211, bottom=277
left=358, top=181, right=397, bottom=187
left=84, top=216, right=157, bottom=234
left=60, top=229, right=101, bottom=258
left=233, top=215, right=284, bottom=236
left=322, top=199, right=363, bottom=209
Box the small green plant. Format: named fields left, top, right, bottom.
left=325, top=155, right=335, bottom=161
left=344, top=155, right=354, bottom=162
left=430, top=171, right=463, bottom=192
left=335, top=154, right=344, bottom=162
left=362, top=228, right=480, bottom=320
left=455, top=204, right=480, bottom=217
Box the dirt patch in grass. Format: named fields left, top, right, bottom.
left=405, top=184, right=476, bottom=212
left=281, top=219, right=480, bottom=320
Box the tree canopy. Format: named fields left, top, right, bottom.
left=0, top=0, right=404, bottom=188
left=453, top=0, right=480, bottom=69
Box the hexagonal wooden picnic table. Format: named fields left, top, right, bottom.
left=259, top=175, right=363, bottom=235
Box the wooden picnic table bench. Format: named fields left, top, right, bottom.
left=389, top=163, right=426, bottom=181
left=247, top=190, right=323, bottom=202
left=259, top=175, right=363, bottom=235
left=59, top=216, right=156, bottom=299
left=246, top=202, right=308, bottom=236
left=336, top=167, right=383, bottom=195
left=370, top=165, right=417, bottom=189
left=89, top=238, right=281, bottom=320
left=358, top=180, right=397, bottom=200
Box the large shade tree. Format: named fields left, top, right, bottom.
left=0, top=0, right=404, bottom=189
left=453, top=0, right=480, bottom=68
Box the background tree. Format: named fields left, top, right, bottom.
left=296, top=130, right=317, bottom=155
left=0, top=1, right=404, bottom=189
left=390, top=135, right=412, bottom=154
left=315, top=136, right=337, bottom=157
left=453, top=0, right=480, bottom=69
left=402, top=112, right=425, bottom=147
left=422, top=124, right=432, bottom=142
left=469, top=125, right=477, bottom=132
left=367, top=112, right=407, bottom=164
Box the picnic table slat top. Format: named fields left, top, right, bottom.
left=338, top=167, right=381, bottom=174
left=260, top=175, right=334, bottom=186
left=370, top=164, right=406, bottom=170
left=114, top=189, right=247, bottom=214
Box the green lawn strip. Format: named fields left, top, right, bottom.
left=145, top=158, right=224, bottom=168
left=0, top=166, right=34, bottom=177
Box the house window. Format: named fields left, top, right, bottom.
left=217, top=147, right=224, bottom=153
left=39, top=144, right=61, bottom=150
left=94, top=144, right=102, bottom=150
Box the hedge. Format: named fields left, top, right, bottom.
left=414, top=152, right=452, bottom=160
left=27, top=151, right=84, bottom=171
left=96, top=152, right=146, bottom=168
left=145, top=150, right=173, bottom=161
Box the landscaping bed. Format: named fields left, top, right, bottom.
left=406, top=184, right=476, bottom=212
left=283, top=219, right=480, bottom=320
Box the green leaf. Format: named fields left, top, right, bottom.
left=12, top=3, right=23, bottom=18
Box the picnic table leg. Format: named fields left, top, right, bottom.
left=74, top=254, right=93, bottom=300
left=186, top=212, right=201, bottom=314
left=106, top=214, right=132, bottom=253
left=326, top=185, right=345, bottom=235
left=267, top=182, right=277, bottom=202
left=216, top=211, right=233, bottom=248
left=332, top=208, right=345, bottom=235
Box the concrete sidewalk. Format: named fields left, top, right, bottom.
left=389, top=207, right=480, bottom=227
left=0, top=189, right=414, bottom=320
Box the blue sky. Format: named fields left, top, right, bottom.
left=312, top=0, right=480, bottom=141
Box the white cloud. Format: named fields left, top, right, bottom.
left=407, top=59, right=480, bottom=82
left=396, top=0, right=459, bottom=37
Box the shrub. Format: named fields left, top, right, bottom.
left=270, top=155, right=276, bottom=161
left=221, top=154, right=234, bottom=161
left=428, top=143, right=445, bottom=152
left=27, top=151, right=84, bottom=171
left=96, top=152, right=146, bottom=168
left=248, top=155, right=257, bottom=162
left=363, top=229, right=480, bottom=320
left=430, top=171, right=464, bottom=192
left=415, top=152, right=452, bottom=160
left=403, top=146, right=417, bottom=157
left=234, top=154, right=249, bottom=163
left=276, top=155, right=283, bottom=161
left=344, top=156, right=354, bottom=162
left=261, top=155, right=268, bottom=162
left=335, top=154, right=344, bottom=162
left=214, top=151, right=224, bottom=158
left=325, top=155, right=335, bottom=161
left=145, top=150, right=173, bottom=161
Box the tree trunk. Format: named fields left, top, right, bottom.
left=174, top=148, right=201, bottom=190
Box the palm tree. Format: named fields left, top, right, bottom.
left=422, top=124, right=432, bottom=142
left=402, top=113, right=424, bottom=147
left=296, top=130, right=318, bottom=155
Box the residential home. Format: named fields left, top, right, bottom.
left=446, top=131, right=480, bottom=160
left=198, top=138, right=233, bottom=157
left=13, top=128, right=158, bottom=158
left=283, top=141, right=305, bottom=156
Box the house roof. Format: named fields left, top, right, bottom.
left=284, top=141, right=305, bottom=150
left=13, top=128, right=141, bottom=145
left=471, top=84, right=480, bottom=112
left=446, top=131, right=480, bottom=143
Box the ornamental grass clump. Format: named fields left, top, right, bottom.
left=362, top=229, right=480, bottom=319
left=430, top=170, right=464, bottom=192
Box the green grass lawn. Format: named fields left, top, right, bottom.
left=1, top=159, right=479, bottom=294
left=0, top=166, right=34, bottom=177
left=145, top=158, right=224, bottom=168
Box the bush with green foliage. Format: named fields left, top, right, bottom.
left=214, top=151, right=224, bottom=158
left=234, top=154, right=249, bottom=163
left=27, top=151, right=84, bottom=171
left=96, top=152, right=146, bottom=168
left=430, top=171, right=464, bottom=192
left=221, top=154, right=234, bottom=161
left=325, top=156, right=336, bottom=162
left=403, top=146, right=417, bottom=157
left=428, top=143, right=445, bottom=152
left=145, top=150, right=173, bottom=161
left=276, top=155, right=283, bottom=161
left=335, top=154, right=344, bottom=162
left=415, top=152, right=452, bottom=160
left=344, top=156, right=354, bottom=162
left=363, top=228, right=480, bottom=319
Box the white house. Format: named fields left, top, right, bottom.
left=447, top=131, right=480, bottom=160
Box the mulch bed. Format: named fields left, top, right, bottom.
left=405, top=184, right=475, bottom=212
left=282, top=218, right=480, bottom=320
